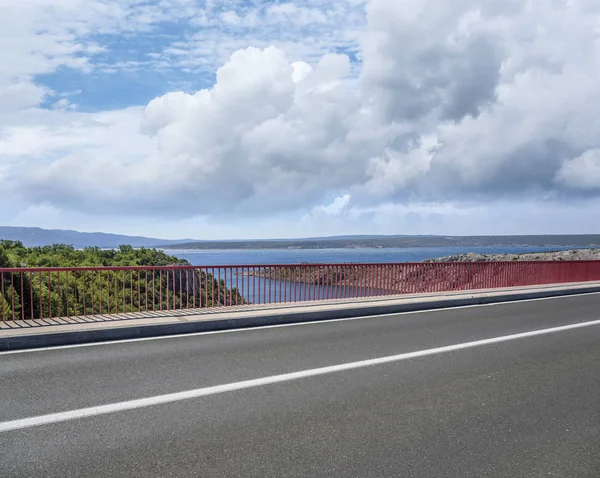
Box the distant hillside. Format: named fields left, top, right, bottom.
left=162, top=235, right=600, bottom=250
left=3, top=227, right=600, bottom=250
left=0, top=227, right=194, bottom=249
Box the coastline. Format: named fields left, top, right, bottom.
left=424, top=249, right=600, bottom=262
left=239, top=248, right=600, bottom=292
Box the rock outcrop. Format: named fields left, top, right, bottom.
left=424, top=249, right=600, bottom=263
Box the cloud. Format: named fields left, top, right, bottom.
left=359, top=0, right=600, bottom=203
left=3, top=0, right=600, bottom=236
left=361, top=0, right=504, bottom=123
left=556, top=149, right=600, bottom=190
left=161, top=0, right=365, bottom=76
left=311, top=195, right=352, bottom=216
left=15, top=47, right=391, bottom=217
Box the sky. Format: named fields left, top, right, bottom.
left=2, top=0, right=600, bottom=240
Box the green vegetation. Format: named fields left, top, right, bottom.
left=0, top=242, right=190, bottom=268
left=0, top=241, right=242, bottom=321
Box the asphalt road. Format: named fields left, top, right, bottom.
left=1, top=293, right=600, bottom=477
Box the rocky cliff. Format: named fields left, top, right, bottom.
left=424, top=249, right=600, bottom=263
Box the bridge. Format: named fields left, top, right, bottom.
left=1, top=261, right=600, bottom=476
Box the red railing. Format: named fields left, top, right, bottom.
left=1, top=261, right=600, bottom=321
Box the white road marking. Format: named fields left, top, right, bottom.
left=1, top=317, right=600, bottom=433
left=1, top=291, right=599, bottom=355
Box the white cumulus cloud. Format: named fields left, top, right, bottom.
left=556, top=149, right=600, bottom=190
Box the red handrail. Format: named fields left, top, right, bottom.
left=2, top=261, right=600, bottom=322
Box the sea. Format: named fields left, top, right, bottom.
left=170, top=245, right=583, bottom=266
left=165, top=246, right=585, bottom=304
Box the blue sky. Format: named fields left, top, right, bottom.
left=1, top=0, right=600, bottom=240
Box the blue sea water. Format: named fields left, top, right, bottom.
left=166, top=246, right=587, bottom=304
left=170, top=246, right=582, bottom=266
left=166, top=246, right=592, bottom=304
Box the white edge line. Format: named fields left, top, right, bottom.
left=1, top=291, right=599, bottom=356
left=2, top=317, right=600, bottom=433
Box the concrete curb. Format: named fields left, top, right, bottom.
left=2, top=284, right=600, bottom=351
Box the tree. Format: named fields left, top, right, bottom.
left=0, top=242, right=243, bottom=321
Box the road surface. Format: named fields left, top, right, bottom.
left=1, top=293, right=600, bottom=477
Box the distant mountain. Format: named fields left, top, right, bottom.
left=3, top=227, right=600, bottom=250
left=161, top=234, right=600, bottom=250
left=0, top=227, right=195, bottom=249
